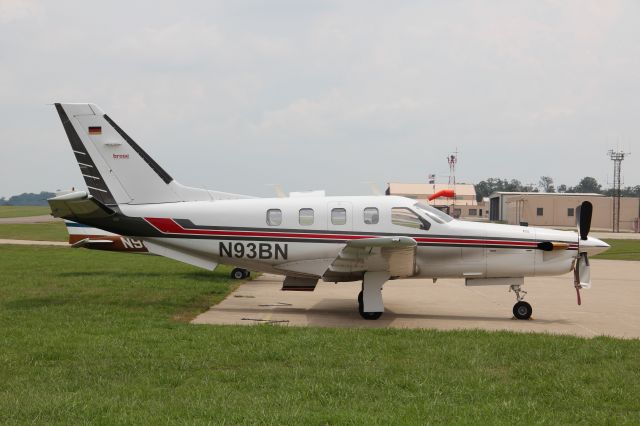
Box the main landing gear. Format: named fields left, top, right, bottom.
left=510, top=284, right=532, bottom=320
left=357, top=271, right=390, bottom=320
left=231, top=268, right=250, bottom=280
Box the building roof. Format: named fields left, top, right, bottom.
left=388, top=183, right=477, bottom=197
left=490, top=191, right=603, bottom=198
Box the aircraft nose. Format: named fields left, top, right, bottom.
left=581, top=236, right=610, bottom=256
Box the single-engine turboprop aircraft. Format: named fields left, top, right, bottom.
left=48, top=103, right=610, bottom=320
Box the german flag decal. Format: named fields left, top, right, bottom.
left=88, top=126, right=102, bottom=135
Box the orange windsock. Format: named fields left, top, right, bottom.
left=428, top=189, right=455, bottom=201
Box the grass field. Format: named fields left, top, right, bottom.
left=594, top=239, right=640, bottom=261
left=0, top=222, right=68, bottom=242
left=0, top=245, right=639, bottom=424
left=0, top=205, right=51, bottom=218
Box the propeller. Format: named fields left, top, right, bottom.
left=576, top=200, right=592, bottom=241
left=573, top=201, right=593, bottom=305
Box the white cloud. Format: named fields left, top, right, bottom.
left=0, top=0, right=42, bottom=24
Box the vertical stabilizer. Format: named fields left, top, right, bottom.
left=54, top=103, right=253, bottom=205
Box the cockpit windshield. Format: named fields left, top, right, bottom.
left=414, top=202, right=453, bottom=224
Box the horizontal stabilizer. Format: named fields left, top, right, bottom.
left=48, top=191, right=115, bottom=221
left=71, top=238, right=115, bottom=248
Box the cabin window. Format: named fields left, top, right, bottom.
left=479, top=209, right=483, bottom=216
left=299, top=208, right=314, bottom=226
left=331, top=208, right=347, bottom=225
left=363, top=207, right=379, bottom=225
left=266, top=209, right=282, bottom=226
left=468, top=209, right=478, bottom=216
left=391, top=207, right=430, bottom=230
left=567, top=208, right=574, bottom=217
left=537, top=208, right=544, bottom=216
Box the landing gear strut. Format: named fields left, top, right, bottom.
left=357, top=291, right=382, bottom=320
left=357, top=271, right=389, bottom=320
left=510, top=284, right=532, bottom=320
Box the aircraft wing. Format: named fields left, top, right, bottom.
left=330, top=236, right=417, bottom=278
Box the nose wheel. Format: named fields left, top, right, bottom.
left=513, top=301, right=533, bottom=320
left=510, top=284, right=532, bottom=320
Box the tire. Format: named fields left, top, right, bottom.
left=242, top=269, right=251, bottom=279
left=360, top=311, right=383, bottom=320
left=357, top=290, right=382, bottom=320
left=231, top=268, right=245, bottom=280
left=513, top=301, right=533, bottom=320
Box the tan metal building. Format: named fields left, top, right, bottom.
left=489, top=192, right=640, bottom=232
left=386, top=183, right=487, bottom=219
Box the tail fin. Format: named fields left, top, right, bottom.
left=54, top=103, right=250, bottom=205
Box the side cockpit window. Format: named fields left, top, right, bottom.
left=363, top=207, right=379, bottom=224
left=391, top=207, right=430, bottom=230
left=266, top=209, right=282, bottom=226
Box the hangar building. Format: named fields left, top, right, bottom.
left=489, top=192, right=640, bottom=232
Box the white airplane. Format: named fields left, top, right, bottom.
left=48, top=103, right=610, bottom=320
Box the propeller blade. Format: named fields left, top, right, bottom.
left=573, top=253, right=591, bottom=305
left=576, top=201, right=593, bottom=241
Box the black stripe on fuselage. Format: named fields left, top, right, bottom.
left=54, top=103, right=117, bottom=206
left=103, top=114, right=174, bottom=185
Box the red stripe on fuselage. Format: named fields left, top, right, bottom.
left=143, top=217, right=568, bottom=248
left=145, top=217, right=371, bottom=241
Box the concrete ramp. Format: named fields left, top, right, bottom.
left=192, top=260, right=640, bottom=339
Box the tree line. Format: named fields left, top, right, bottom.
left=475, top=176, right=640, bottom=201
left=0, top=192, right=56, bottom=206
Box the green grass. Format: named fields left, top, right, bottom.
left=594, top=239, right=640, bottom=261
left=0, top=245, right=639, bottom=424
left=0, top=222, right=68, bottom=242
left=0, top=206, right=51, bottom=218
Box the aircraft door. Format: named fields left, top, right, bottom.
left=327, top=202, right=353, bottom=232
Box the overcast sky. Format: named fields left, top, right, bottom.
left=1, top=0, right=639, bottom=198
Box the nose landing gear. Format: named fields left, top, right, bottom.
left=510, top=284, right=532, bottom=320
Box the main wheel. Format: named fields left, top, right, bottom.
left=357, top=290, right=382, bottom=320
left=231, top=268, right=246, bottom=280
left=360, top=311, right=383, bottom=320
left=242, top=269, right=251, bottom=279
left=513, top=301, right=533, bottom=320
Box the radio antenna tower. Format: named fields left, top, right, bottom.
left=607, top=149, right=630, bottom=232
left=447, top=149, right=458, bottom=186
